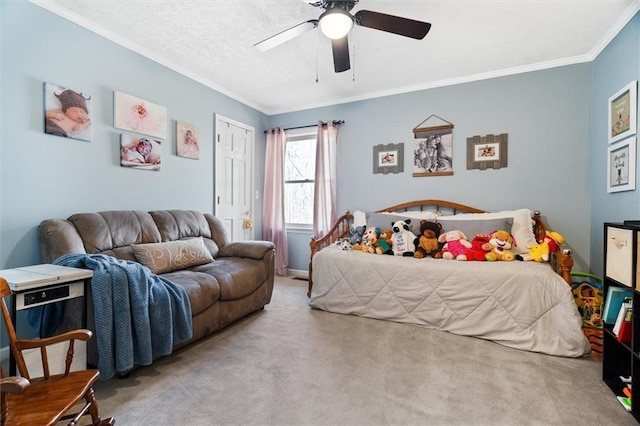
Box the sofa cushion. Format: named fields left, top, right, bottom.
left=160, top=270, right=220, bottom=316
left=193, top=257, right=267, bottom=301
left=132, top=237, right=214, bottom=274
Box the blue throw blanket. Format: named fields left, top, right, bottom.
left=53, top=253, right=193, bottom=380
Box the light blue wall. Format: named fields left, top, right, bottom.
left=2, top=1, right=638, bottom=279
left=1, top=1, right=268, bottom=269
left=590, top=12, right=640, bottom=278
left=271, top=64, right=593, bottom=272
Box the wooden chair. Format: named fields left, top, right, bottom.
left=0, top=277, right=114, bottom=425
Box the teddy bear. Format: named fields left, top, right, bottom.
left=438, top=230, right=473, bottom=260
left=468, top=234, right=492, bottom=261
left=377, top=229, right=394, bottom=255
left=485, top=230, right=516, bottom=261
left=390, top=219, right=418, bottom=257
left=414, top=220, right=443, bottom=259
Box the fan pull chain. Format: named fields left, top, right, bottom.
left=352, top=28, right=356, bottom=82
left=315, top=30, right=320, bottom=83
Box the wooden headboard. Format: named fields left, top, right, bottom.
left=308, top=200, right=573, bottom=297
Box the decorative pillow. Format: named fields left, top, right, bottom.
left=131, top=236, right=214, bottom=274
left=438, top=217, right=514, bottom=241
left=439, top=209, right=536, bottom=254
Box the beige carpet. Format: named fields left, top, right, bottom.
left=94, top=276, right=635, bottom=425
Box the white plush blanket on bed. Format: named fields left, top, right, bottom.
left=310, top=245, right=591, bottom=357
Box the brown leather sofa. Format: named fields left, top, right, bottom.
left=38, top=209, right=275, bottom=370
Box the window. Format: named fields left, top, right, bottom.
left=284, top=130, right=317, bottom=227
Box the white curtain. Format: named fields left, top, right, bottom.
left=313, top=120, right=340, bottom=238
left=262, top=127, right=289, bottom=276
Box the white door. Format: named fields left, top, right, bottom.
left=215, top=115, right=255, bottom=242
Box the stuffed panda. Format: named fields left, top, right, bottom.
left=390, top=219, right=418, bottom=257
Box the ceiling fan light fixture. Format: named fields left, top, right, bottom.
left=319, top=9, right=353, bottom=39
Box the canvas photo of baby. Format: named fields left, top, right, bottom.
left=176, top=121, right=200, bottom=160
left=120, top=133, right=162, bottom=171
left=44, top=82, right=92, bottom=142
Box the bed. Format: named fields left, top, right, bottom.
left=308, top=200, right=591, bottom=357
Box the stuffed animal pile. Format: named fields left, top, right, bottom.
left=354, top=226, right=379, bottom=253
left=342, top=216, right=565, bottom=266
left=351, top=226, right=395, bottom=254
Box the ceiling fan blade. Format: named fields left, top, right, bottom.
left=332, top=36, right=350, bottom=73
left=354, top=10, right=431, bottom=39
left=254, top=19, right=319, bottom=51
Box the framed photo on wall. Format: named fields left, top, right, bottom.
left=607, top=137, right=636, bottom=193
left=120, top=133, right=162, bottom=171
left=43, top=82, right=92, bottom=142
left=373, top=143, right=404, bottom=174
left=176, top=120, right=200, bottom=159
left=114, top=91, right=167, bottom=139
left=608, top=81, right=637, bottom=144
left=413, top=130, right=453, bottom=177
left=466, top=134, right=508, bottom=170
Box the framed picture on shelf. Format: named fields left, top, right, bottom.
left=114, top=91, right=167, bottom=139
left=607, top=137, right=636, bottom=193
left=373, top=143, right=404, bottom=174
left=466, top=134, right=508, bottom=170
left=608, top=81, right=637, bottom=144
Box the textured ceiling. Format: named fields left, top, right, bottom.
left=34, top=0, right=639, bottom=115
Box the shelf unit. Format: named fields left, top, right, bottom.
left=603, top=222, right=640, bottom=421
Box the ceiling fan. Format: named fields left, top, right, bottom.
left=254, top=0, right=432, bottom=73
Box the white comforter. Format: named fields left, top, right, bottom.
left=310, top=245, right=591, bottom=357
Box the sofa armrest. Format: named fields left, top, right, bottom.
left=39, top=219, right=87, bottom=263
left=218, top=240, right=275, bottom=260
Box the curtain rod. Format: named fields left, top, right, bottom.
left=264, top=120, right=345, bottom=134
